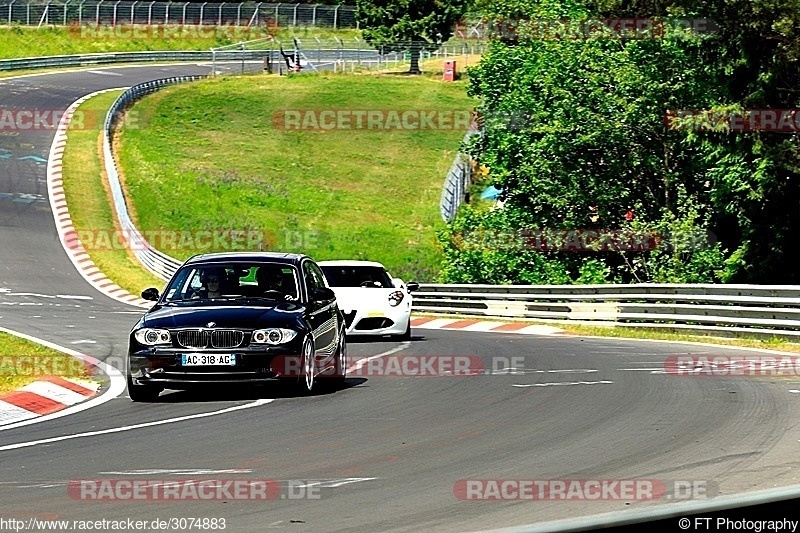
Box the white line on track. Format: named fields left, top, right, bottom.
left=346, top=342, right=411, bottom=374
left=0, top=399, right=273, bottom=451
left=84, top=70, right=124, bottom=76
left=512, top=380, right=614, bottom=388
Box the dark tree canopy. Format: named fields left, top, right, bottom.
left=355, top=0, right=470, bottom=72
left=439, top=0, right=800, bottom=284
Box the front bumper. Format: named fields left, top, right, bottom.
left=128, top=345, right=303, bottom=388
left=340, top=305, right=410, bottom=336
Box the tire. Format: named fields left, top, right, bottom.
left=127, top=373, right=161, bottom=402
left=330, top=329, right=347, bottom=388
left=298, top=336, right=317, bottom=394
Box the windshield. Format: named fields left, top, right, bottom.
left=163, top=262, right=300, bottom=302
left=320, top=265, right=393, bottom=288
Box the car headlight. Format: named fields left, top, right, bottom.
left=134, top=328, right=172, bottom=346
left=388, top=290, right=404, bottom=307
left=252, top=328, right=297, bottom=345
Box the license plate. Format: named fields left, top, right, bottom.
left=367, top=310, right=384, bottom=317
left=181, top=354, right=235, bottom=366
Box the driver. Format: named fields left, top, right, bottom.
left=256, top=264, right=298, bottom=301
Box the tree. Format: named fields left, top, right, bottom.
left=355, top=0, right=470, bottom=73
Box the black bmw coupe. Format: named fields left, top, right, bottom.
left=127, top=252, right=347, bottom=401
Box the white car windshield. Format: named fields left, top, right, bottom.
left=320, top=265, right=393, bottom=288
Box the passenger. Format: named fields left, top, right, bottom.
left=195, top=268, right=224, bottom=299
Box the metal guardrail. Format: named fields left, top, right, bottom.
left=0, top=2, right=356, bottom=29
left=0, top=41, right=487, bottom=72
left=103, top=77, right=196, bottom=281
left=413, top=283, right=800, bottom=338
left=440, top=125, right=481, bottom=222
left=0, top=50, right=270, bottom=71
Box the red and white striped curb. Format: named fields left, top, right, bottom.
left=411, top=316, right=564, bottom=335
left=47, top=89, right=151, bottom=309
left=0, top=376, right=100, bottom=426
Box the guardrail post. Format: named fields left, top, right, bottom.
left=248, top=2, right=261, bottom=27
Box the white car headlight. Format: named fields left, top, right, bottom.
left=134, top=328, right=172, bottom=346
left=388, top=290, right=404, bottom=307
left=252, top=328, right=297, bottom=345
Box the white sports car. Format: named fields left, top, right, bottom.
left=318, top=260, right=419, bottom=339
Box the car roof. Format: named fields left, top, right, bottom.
left=184, top=252, right=308, bottom=267
left=317, top=260, right=386, bottom=268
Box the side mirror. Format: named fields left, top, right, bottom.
left=406, top=282, right=420, bottom=292
left=311, top=287, right=336, bottom=301
left=141, top=288, right=160, bottom=301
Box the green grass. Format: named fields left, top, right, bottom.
left=61, top=90, right=166, bottom=296
left=0, top=331, right=96, bottom=394
left=116, top=74, right=475, bottom=281
left=0, top=25, right=362, bottom=60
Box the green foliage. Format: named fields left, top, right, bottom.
left=355, top=0, right=470, bottom=72
left=441, top=0, right=800, bottom=284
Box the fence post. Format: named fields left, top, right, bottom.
left=333, top=5, right=338, bottom=29
left=311, top=4, right=316, bottom=26
left=235, top=2, right=240, bottom=26
left=292, top=3, right=296, bottom=26
left=8, top=1, right=13, bottom=26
